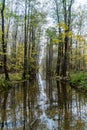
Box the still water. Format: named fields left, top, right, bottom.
left=0, top=73, right=87, bottom=130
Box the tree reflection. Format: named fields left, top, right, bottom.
left=46, top=79, right=53, bottom=108
left=0, top=78, right=87, bottom=130
left=27, top=79, right=38, bottom=129
left=57, top=81, right=73, bottom=130
left=1, top=91, right=8, bottom=130
left=23, top=82, right=27, bottom=130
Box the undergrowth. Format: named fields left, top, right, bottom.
left=0, top=73, right=22, bottom=91
left=70, top=71, right=87, bottom=90
left=0, top=78, right=12, bottom=91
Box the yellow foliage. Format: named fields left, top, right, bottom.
left=7, top=43, right=24, bottom=71
left=30, top=57, right=35, bottom=63
left=0, top=51, right=7, bottom=55
left=16, top=43, right=24, bottom=70
left=0, top=62, right=3, bottom=66
left=57, top=22, right=69, bottom=30
left=52, top=38, right=62, bottom=44
left=75, top=35, right=86, bottom=43
left=66, top=31, right=73, bottom=38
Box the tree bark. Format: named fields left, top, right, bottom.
left=23, top=0, right=27, bottom=79
left=1, top=0, right=9, bottom=80
left=61, top=0, right=73, bottom=77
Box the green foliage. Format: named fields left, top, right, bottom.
left=70, top=72, right=87, bottom=90
left=7, top=43, right=24, bottom=72
left=70, top=72, right=86, bottom=83
left=46, top=27, right=56, bottom=39
left=29, top=57, right=36, bottom=71
left=0, top=78, right=12, bottom=91
left=9, top=73, right=22, bottom=81
left=30, top=9, right=46, bottom=27
left=57, top=22, right=69, bottom=30
left=0, top=78, right=5, bottom=87
left=0, top=73, right=22, bottom=91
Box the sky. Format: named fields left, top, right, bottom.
left=39, top=0, right=87, bottom=28
left=75, top=0, right=87, bottom=6
left=73, top=0, right=87, bottom=12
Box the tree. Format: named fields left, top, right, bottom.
left=61, top=0, right=74, bottom=77
left=46, top=27, right=56, bottom=78
left=1, top=0, right=9, bottom=80
left=23, top=0, right=28, bottom=79
left=54, top=0, right=63, bottom=76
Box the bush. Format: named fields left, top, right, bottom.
left=70, top=72, right=86, bottom=82
left=70, top=71, right=87, bottom=88
left=9, top=73, right=22, bottom=81
left=0, top=78, right=12, bottom=91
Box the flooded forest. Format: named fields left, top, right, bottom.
left=0, top=0, right=87, bottom=130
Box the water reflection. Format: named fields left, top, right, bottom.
left=0, top=76, right=87, bottom=129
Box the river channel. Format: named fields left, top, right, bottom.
left=0, top=72, right=87, bottom=130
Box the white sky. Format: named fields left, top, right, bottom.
left=39, top=0, right=87, bottom=27
left=75, top=0, right=87, bottom=6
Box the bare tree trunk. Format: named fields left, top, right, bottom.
left=54, top=0, right=63, bottom=76
left=49, top=39, right=53, bottom=77
left=61, top=0, right=68, bottom=77
left=61, top=0, right=73, bottom=77
left=1, top=0, right=9, bottom=80
left=23, top=0, right=27, bottom=79
left=46, top=39, right=49, bottom=79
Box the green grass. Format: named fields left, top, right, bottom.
left=70, top=71, right=87, bottom=90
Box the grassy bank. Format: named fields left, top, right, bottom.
left=70, top=71, right=87, bottom=91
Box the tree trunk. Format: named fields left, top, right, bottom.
left=54, top=0, right=63, bottom=76
left=62, top=33, right=68, bottom=76
left=61, top=0, right=73, bottom=77
left=49, top=39, right=53, bottom=77
left=46, top=39, right=49, bottom=79
left=1, top=0, right=9, bottom=80
left=23, top=0, right=27, bottom=79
